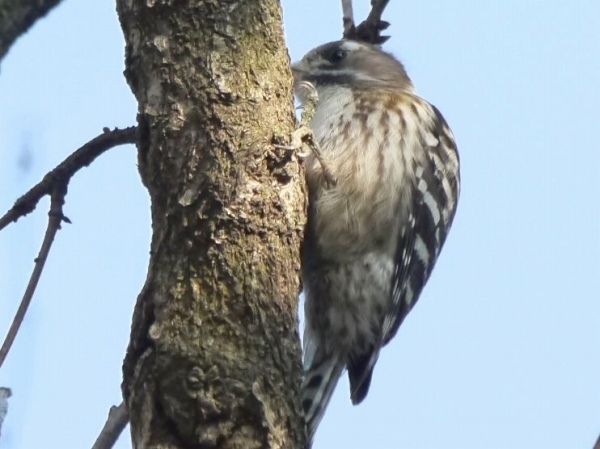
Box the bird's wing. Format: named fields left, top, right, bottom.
left=381, top=102, right=460, bottom=344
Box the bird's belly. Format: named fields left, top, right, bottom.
left=309, top=178, right=401, bottom=258
left=304, top=253, right=394, bottom=356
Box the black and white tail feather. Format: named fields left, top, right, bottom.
left=301, top=341, right=345, bottom=444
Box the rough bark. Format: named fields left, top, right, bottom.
left=0, top=0, right=63, bottom=63
left=116, top=0, right=306, bottom=448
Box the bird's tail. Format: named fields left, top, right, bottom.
left=302, top=351, right=345, bottom=446
left=348, top=347, right=380, bottom=405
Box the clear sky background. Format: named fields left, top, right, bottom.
left=0, top=1, right=598, bottom=448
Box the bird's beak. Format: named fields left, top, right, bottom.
left=290, top=60, right=307, bottom=81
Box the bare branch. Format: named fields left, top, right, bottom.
left=593, top=433, right=600, bottom=449
left=0, top=127, right=137, bottom=231
left=341, top=0, right=355, bottom=37
left=365, top=0, right=390, bottom=26
left=0, top=127, right=137, bottom=369
left=0, top=0, right=64, bottom=63
left=92, top=402, right=129, bottom=449
left=0, top=187, right=68, bottom=368
left=342, top=0, right=392, bottom=45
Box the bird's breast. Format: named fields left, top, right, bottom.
left=305, top=90, right=413, bottom=259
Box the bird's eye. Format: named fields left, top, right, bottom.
left=327, top=49, right=348, bottom=63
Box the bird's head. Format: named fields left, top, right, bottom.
left=291, top=40, right=413, bottom=100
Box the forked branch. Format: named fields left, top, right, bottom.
left=0, top=127, right=137, bottom=231
left=341, top=0, right=392, bottom=45
left=0, top=127, right=137, bottom=369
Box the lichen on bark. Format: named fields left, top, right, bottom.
left=116, top=0, right=306, bottom=447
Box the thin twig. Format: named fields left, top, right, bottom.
left=341, top=0, right=355, bottom=36
left=0, top=126, right=137, bottom=231
left=342, top=0, right=392, bottom=45
left=0, top=127, right=137, bottom=369
left=365, top=0, right=390, bottom=25
left=92, top=402, right=129, bottom=449
left=0, top=187, right=68, bottom=368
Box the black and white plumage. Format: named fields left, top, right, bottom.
left=292, top=40, right=460, bottom=445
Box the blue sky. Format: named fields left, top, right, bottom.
left=1, top=1, right=599, bottom=448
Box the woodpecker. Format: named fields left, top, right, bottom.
left=292, top=39, right=460, bottom=444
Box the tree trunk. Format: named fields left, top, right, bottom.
left=116, top=1, right=306, bottom=448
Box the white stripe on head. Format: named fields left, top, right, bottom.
left=340, top=40, right=369, bottom=52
